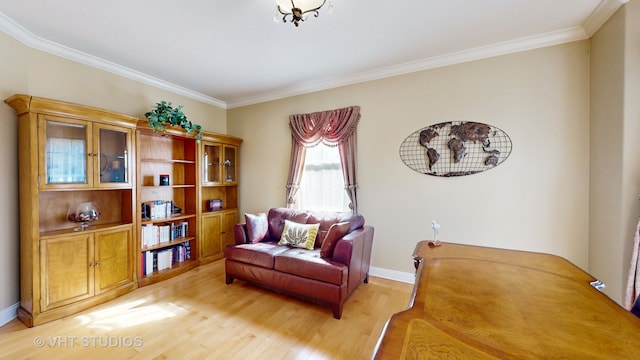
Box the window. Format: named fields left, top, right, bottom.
left=296, top=144, right=350, bottom=212
left=286, top=106, right=360, bottom=213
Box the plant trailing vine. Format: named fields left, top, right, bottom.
left=144, top=101, right=202, bottom=140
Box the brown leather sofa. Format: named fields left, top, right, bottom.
left=224, top=207, right=374, bottom=319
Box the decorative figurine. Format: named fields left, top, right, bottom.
left=430, top=220, right=441, bottom=247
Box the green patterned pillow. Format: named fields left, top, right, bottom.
left=278, top=220, right=320, bottom=250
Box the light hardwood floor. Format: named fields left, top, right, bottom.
left=0, top=260, right=413, bottom=360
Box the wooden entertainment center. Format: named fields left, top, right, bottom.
left=5, top=94, right=241, bottom=327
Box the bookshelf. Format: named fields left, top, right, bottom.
left=136, top=127, right=200, bottom=286
left=5, top=94, right=243, bottom=325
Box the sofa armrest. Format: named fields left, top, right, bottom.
left=332, top=225, right=374, bottom=296
left=234, top=223, right=249, bottom=244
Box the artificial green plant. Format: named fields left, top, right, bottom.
left=144, top=101, right=202, bottom=140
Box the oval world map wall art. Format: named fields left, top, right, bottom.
left=399, top=121, right=512, bottom=177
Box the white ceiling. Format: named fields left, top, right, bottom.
left=0, top=0, right=626, bottom=109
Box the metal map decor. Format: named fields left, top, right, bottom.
left=399, top=121, right=512, bottom=177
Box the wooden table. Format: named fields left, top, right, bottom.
left=372, top=242, right=640, bottom=359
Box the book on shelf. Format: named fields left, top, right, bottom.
left=141, top=224, right=158, bottom=247
left=159, top=224, right=170, bottom=244
left=145, top=251, right=153, bottom=275
left=142, top=200, right=183, bottom=220
left=141, top=221, right=189, bottom=248
left=184, top=241, right=191, bottom=259
left=141, top=241, right=192, bottom=276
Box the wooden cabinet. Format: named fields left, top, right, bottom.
left=6, top=94, right=243, bottom=326
left=40, top=233, right=94, bottom=311
left=37, top=115, right=133, bottom=190
left=199, top=134, right=242, bottom=263
left=136, top=127, right=200, bottom=286
left=40, top=225, right=133, bottom=311
left=200, top=209, right=237, bottom=263
left=94, top=226, right=135, bottom=293
left=5, top=95, right=138, bottom=327
left=203, top=142, right=222, bottom=184
left=221, top=210, right=237, bottom=249
left=222, top=145, right=238, bottom=184
left=202, top=142, right=239, bottom=185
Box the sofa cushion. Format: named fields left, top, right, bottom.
left=224, top=241, right=289, bottom=269
left=278, top=220, right=319, bottom=250
left=307, top=212, right=366, bottom=247
left=268, top=208, right=311, bottom=241
left=320, top=222, right=351, bottom=258
left=317, top=230, right=328, bottom=248
left=274, top=248, right=348, bottom=286
left=245, top=212, right=269, bottom=243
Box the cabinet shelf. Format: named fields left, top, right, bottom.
left=41, top=222, right=132, bottom=238
left=202, top=183, right=236, bottom=188
left=141, top=213, right=196, bottom=225
left=141, top=236, right=195, bottom=252
left=141, top=184, right=195, bottom=189
left=138, top=259, right=200, bottom=287
left=41, top=187, right=133, bottom=192
left=202, top=209, right=231, bottom=214
left=140, top=158, right=195, bottom=164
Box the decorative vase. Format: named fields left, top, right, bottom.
left=67, top=201, right=101, bottom=231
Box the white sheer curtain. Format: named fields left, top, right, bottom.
left=297, top=144, right=350, bottom=212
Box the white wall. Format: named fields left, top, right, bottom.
left=228, top=41, right=591, bottom=277
left=590, top=2, right=640, bottom=305
left=0, top=29, right=27, bottom=321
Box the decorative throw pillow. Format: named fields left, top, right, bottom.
left=245, top=213, right=268, bottom=243
left=278, top=220, right=320, bottom=250
left=320, top=222, right=351, bottom=258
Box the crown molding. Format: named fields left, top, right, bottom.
left=0, top=11, right=227, bottom=109
left=583, top=0, right=628, bottom=36
left=227, top=26, right=590, bottom=108
left=2, top=0, right=627, bottom=110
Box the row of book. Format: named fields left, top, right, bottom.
left=141, top=200, right=181, bottom=220
left=142, top=242, right=191, bottom=275
left=141, top=221, right=189, bottom=248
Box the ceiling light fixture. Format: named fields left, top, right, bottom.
left=276, top=0, right=328, bottom=27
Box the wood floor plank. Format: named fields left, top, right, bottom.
left=0, top=260, right=412, bottom=360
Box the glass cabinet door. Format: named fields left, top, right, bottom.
left=39, top=116, right=91, bottom=189
left=203, top=142, right=222, bottom=184
left=96, top=125, right=131, bottom=187
left=223, top=145, right=237, bottom=184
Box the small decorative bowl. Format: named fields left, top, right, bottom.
left=67, top=201, right=101, bottom=231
